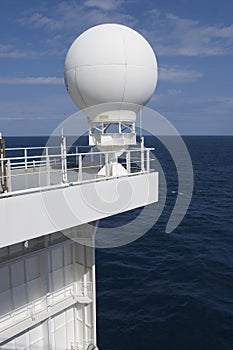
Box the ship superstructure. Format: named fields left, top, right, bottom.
left=0, top=24, right=159, bottom=350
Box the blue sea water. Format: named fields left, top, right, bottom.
left=95, top=136, right=233, bottom=350
left=4, top=136, right=233, bottom=350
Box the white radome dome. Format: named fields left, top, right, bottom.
left=64, top=23, right=158, bottom=110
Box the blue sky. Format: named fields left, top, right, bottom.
left=0, top=0, right=233, bottom=135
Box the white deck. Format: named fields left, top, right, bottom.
left=0, top=143, right=158, bottom=248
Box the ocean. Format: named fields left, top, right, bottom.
left=4, top=136, right=233, bottom=350
left=95, top=136, right=233, bottom=350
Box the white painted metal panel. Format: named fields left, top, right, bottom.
left=12, top=285, right=26, bottom=310
left=66, top=307, right=75, bottom=347
left=25, top=256, right=40, bottom=281
left=0, top=290, right=12, bottom=316
left=0, top=265, right=10, bottom=293
left=65, top=264, right=74, bottom=285
left=1, top=322, right=44, bottom=349
left=0, top=228, right=97, bottom=349
left=11, top=261, right=25, bottom=288
left=53, top=312, right=66, bottom=350
left=0, top=172, right=158, bottom=248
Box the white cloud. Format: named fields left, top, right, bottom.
left=159, top=65, right=203, bottom=83
left=0, top=44, right=28, bottom=58
left=13, top=1, right=137, bottom=59
left=84, top=0, right=124, bottom=11
left=18, top=12, right=63, bottom=31
left=18, top=1, right=135, bottom=34
left=4, top=2, right=233, bottom=63
left=16, top=3, right=233, bottom=58
left=0, top=77, right=63, bottom=85
left=0, top=43, right=62, bottom=59
left=148, top=89, right=233, bottom=135
left=144, top=10, right=233, bottom=56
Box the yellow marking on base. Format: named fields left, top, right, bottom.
left=99, top=115, right=109, bottom=120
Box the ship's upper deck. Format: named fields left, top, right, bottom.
left=0, top=137, right=158, bottom=248
left=0, top=137, right=155, bottom=197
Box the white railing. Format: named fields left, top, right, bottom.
left=0, top=140, right=155, bottom=197
left=0, top=282, right=92, bottom=333
left=70, top=341, right=96, bottom=350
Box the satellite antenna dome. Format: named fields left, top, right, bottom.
left=64, top=23, right=158, bottom=176
left=64, top=23, right=158, bottom=110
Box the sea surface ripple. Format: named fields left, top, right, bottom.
left=96, top=136, right=233, bottom=350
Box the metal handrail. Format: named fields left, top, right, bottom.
left=0, top=147, right=154, bottom=162
left=0, top=142, right=155, bottom=197
left=0, top=281, right=92, bottom=331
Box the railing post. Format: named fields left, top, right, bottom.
left=76, top=146, right=78, bottom=166
left=141, top=136, right=145, bottom=172
left=24, top=148, right=28, bottom=171
left=91, top=148, right=94, bottom=164
left=126, top=151, right=131, bottom=174
left=146, top=149, right=150, bottom=173
left=0, top=148, right=4, bottom=189
left=7, top=159, right=12, bottom=192
left=61, top=133, right=68, bottom=183
left=45, top=147, right=50, bottom=186
left=105, top=153, right=110, bottom=177
left=0, top=136, right=8, bottom=192
left=78, top=154, right=82, bottom=182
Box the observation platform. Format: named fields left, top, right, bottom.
left=0, top=141, right=158, bottom=248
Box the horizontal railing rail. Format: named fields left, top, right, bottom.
left=0, top=281, right=92, bottom=333
left=0, top=141, right=155, bottom=197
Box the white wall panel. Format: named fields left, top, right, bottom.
left=0, top=290, right=12, bottom=315
left=53, top=312, right=66, bottom=350
left=0, top=265, right=10, bottom=293
left=64, top=264, right=74, bottom=285
left=75, top=262, right=84, bottom=282
left=86, top=303, right=92, bottom=327
left=0, top=236, right=95, bottom=349
left=52, top=247, right=63, bottom=271
left=66, top=308, right=75, bottom=346
left=27, top=278, right=45, bottom=302
left=12, top=285, right=26, bottom=309
left=0, top=172, right=158, bottom=248
left=76, top=244, right=84, bottom=265
left=11, top=261, right=25, bottom=288
left=1, top=338, right=15, bottom=349
left=64, top=245, right=72, bottom=266
left=15, top=331, right=29, bottom=349
left=86, top=246, right=93, bottom=268
left=52, top=269, right=64, bottom=291
left=25, top=256, right=40, bottom=281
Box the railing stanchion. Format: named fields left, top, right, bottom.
left=146, top=149, right=150, bottom=173
left=91, top=148, right=94, bottom=164
left=141, top=136, right=145, bottom=172
left=78, top=154, right=82, bottom=182
left=126, top=151, right=131, bottom=174
left=7, top=159, right=12, bottom=192
left=61, top=133, right=68, bottom=183
left=76, top=146, right=78, bottom=166
left=45, top=147, right=50, bottom=186
left=24, top=148, right=28, bottom=171
left=105, top=153, right=110, bottom=177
